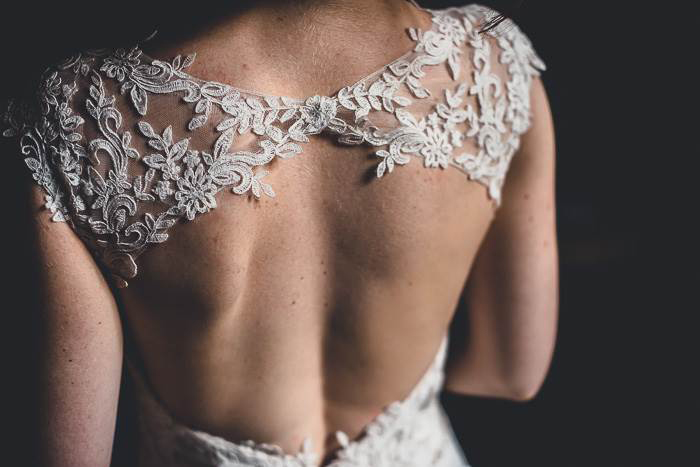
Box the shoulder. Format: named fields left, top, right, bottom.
left=1, top=51, right=103, bottom=222
left=436, top=3, right=547, bottom=76
left=1, top=43, right=196, bottom=287
left=443, top=4, right=547, bottom=133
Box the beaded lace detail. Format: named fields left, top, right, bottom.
left=1, top=3, right=544, bottom=290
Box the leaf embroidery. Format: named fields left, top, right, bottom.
left=1, top=5, right=545, bottom=290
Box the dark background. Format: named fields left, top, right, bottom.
left=1, top=1, right=696, bottom=466
left=436, top=2, right=698, bottom=466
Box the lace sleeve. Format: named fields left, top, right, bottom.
left=487, top=5, right=546, bottom=129
left=467, top=4, right=546, bottom=133
left=1, top=58, right=137, bottom=286
left=2, top=78, right=72, bottom=223
left=434, top=3, right=546, bottom=203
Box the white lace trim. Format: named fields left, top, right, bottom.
left=1, top=4, right=545, bottom=288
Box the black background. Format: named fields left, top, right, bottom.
left=1, top=1, right=696, bottom=466
left=436, top=2, right=697, bottom=466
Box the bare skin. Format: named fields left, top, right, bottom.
left=16, top=1, right=558, bottom=465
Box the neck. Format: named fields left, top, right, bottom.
left=142, top=0, right=424, bottom=51
left=245, top=0, right=414, bottom=18
left=138, top=0, right=432, bottom=98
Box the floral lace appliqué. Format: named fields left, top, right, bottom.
left=1, top=4, right=545, bottom=290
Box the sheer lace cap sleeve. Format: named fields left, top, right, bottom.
left=1, top=4, right=545, bottom=288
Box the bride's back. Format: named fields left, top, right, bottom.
left=119, top=1, right=500, bottom=453
left=5, top=1, right=554, bottom=464
left=120, top=114, right=496, bottom=445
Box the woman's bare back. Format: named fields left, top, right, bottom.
left=119, top=133, right=495, bottom=454
left=115, top=1, right=496, bottom=457
left=4, top=1, right=557, bottom=465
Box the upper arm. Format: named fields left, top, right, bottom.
left=444, top=76, right=558, bottom=400
left=18, top=182, right=124, bottom=466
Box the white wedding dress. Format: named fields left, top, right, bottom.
left=2, top=1, right=545, bottom=465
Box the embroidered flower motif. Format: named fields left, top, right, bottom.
left=300, top=95, right=337, bottom=133
left=426, top=112, right=440, bottom=128
left=175, top=164, right=218, bottom=220
left=182, top=150, right=201, bottom=169
left=161, top=160, right=182, bottom=181
left=2, top=4, right=545, bottom=291
left=154, top=180, right=174, bottom=201
left=100, top=47, right=140, bottom=82
left=107, top=168, right=131, bottom=193
left=420, top=124, right=453, bottom=169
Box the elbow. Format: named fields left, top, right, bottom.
left=498, top=358, right=554, bottom=402
left=444, top=365, right=549, bottom=402
left=501, top=377, right=544, bottom=402
left=444, top=342, right=556, bottom=402
left=496, top=341, right=557, bottom=402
